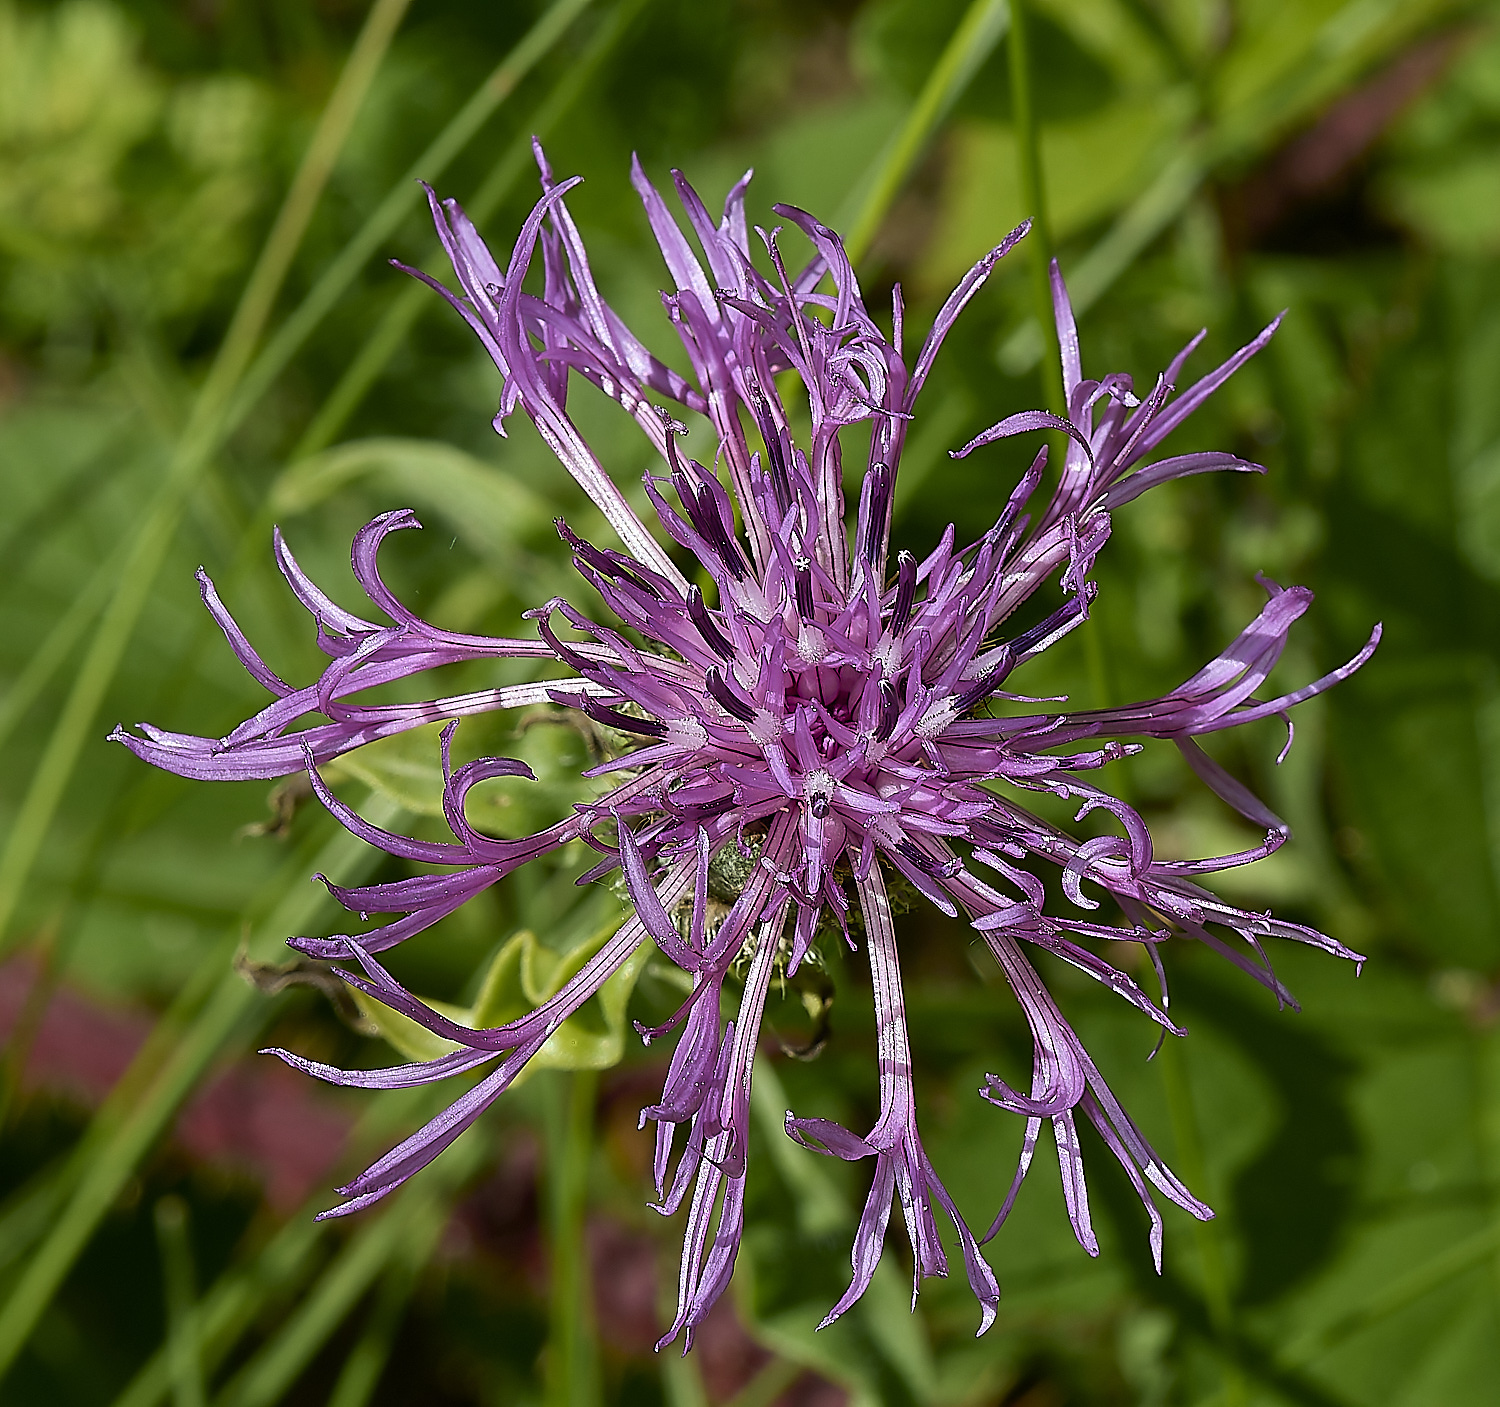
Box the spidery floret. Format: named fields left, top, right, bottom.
left=113, top=143, right=1379, bottom=1347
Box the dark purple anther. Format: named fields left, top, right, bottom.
left=558, top=519, right=662, bottom=599
left=895, top=838, right=948, bottom=876
left=874, top=679, right=900, bottom=740
left=793, top=557, right=815, bottom=621
left=890, top=550, right=917, bottom=635
left=749, top=381, right=793, bottom=516
left=859, top=461, right=892, bottom=566
left=582, top=698, right=667, bottom=737
left=668, top=445, right=749, bottom=582
left=704, top=666, right=757, bottom=723
left=686, top=584, right=734, bottom=659
left=955, top=651, right=1013, bottom=714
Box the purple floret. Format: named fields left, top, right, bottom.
left=113, top=142, right=1378, bottom=1348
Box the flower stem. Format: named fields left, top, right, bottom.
left=1156, top=1036, right=1247, bottom=1407
left=1007, top=0, right=1063, bottom=414
left=545, top=1069, right=600, bottom=1407
left=154, top=1197, right=206, bottom=1407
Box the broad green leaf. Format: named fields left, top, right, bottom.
left=355, top=907, right=646, bottom=1074
left=348, top=987, right=470, bottom=1064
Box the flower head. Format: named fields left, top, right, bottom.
left=113, top=145, right=1378, bottom=1347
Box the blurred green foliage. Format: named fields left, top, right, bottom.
left=0, top=1, right=1498, bottom=1404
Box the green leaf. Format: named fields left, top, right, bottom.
left=355, top=906, right=646, bottom=1074
left=348, top=987, right=470, bottom=1064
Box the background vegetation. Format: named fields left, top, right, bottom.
left=0, top=0, right=1497, bottom=1403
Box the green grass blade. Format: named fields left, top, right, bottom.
left=293, top=0, right=642, bottom=461
left=0, top=794, right=404, bottom=1383
left=1006, top=0, right=1062, bottom=412
left=213, top=1204, right=433, bottom=1407
left=214, top=1125, right=487, bottom=1407
left=224, top=0, right=597, bottom=441
left=0, top=923, right=241, bottom=1281
left=111, top=1208, right=327, bottom=1407
left=997, top=0, right=1441, bottom=368
left=839, top=0, right=1009, bottom=267
left=0, top=548, right=117, bottom=760
left=323, top=1257, right=420, bottom=1407
left=721, top=1359, right=801, bottom=1407
left=0, top=974, right=260, bottom=1380
left=745, top=1065, right=935, bottom=1403
left=660, top=1353, right=710, bottom=1407
left=109, top=1088, right=443, bottom=1407
left=291, top=284, right=431, bottom=464
left=0, top=1157, right=69, bottom=1282
left=0, top=0, right=415, bottom=950
left=748, top=1065, right=845, bottom=1238
left=1157, top=1036, right=1248, bottom=1407
left=192, top=0, right=416, bottom=439
left=1281, top=1220, right=1500, bottom=1368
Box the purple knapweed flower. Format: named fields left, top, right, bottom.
left=113, top=144, right=1379, bottom=1347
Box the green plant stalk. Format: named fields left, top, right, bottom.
left=1006, top=0, right=1062, bottom=413
left=324, top=1260, right=419, bottom=1407
left=0, top=0, right=414, bottom=950
left=293, top=0, right=641, bottom=462
left=112, top=1206, right=327, bottom=1407
left=839, top=0, right=1009, bottom=267
left=154, top=1197, right=206, bottom=1407
left=0, top=795, right=404, bottom=1382
left=214, top=1135, right=479, bottom=1407
left=110, top=1086, right=445, bottom=1407
left=0, top=0, right=592, bottom=954
left=545, top=1070, right=600, bottom=1407
left=1156, top=1036, right=1246, bottom=1407
left=226, top=0, right=596, bottom=436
